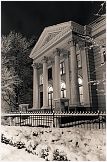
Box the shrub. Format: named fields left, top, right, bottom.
left=35, top=144, right=50, bottom=159
left=15, top=141, right=25, bottom=149
left=53, top=148, right=68, bottom=161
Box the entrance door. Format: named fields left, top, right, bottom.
left=64, top=101, right=69, bottom=112
left=61, top=100, right=69, bottom=112
left=40, top=92, right=43, bottom=108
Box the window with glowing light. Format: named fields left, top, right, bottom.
left=101, top=45, right=106, bottom=65
left=48, top=85, right=53, bottom=107
left=61, top=81, right=66, bottom=98
left=78, top=77, right=84, bottom=105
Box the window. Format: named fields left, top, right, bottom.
left=48, top=85, right=53, bottom=108
left=61, top=81, right=66, bottom=98
left=77, top=53, right=82, bottom=68
left=60, top=62, right=65, bottom=75
left=101, top=45, right=106, bottom=65
left=78, top=77, right=84, bottom=105
left=48, top=67, right=52, bottom=80
left=40, top=74, right=43, bottom=85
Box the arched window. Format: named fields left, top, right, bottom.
left=100, top=45, right=106, bottom=65
left=78, top=77, right=83, bottom=105
left=48, top=85, right=53, bottom=108
left=61, top=81, right=66, bottom=98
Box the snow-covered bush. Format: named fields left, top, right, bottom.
left=15, top=141, right=25, bottom=149
left=1, top=117, right=10, bottom=126
left=25, top=139, right=38, bottom=154
left=1, top=126, right=106, bottom=161
left=35, top=144, right=50, bottom=159
left=53, top=148, right=68, bottom=161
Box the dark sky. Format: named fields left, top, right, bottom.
left=1, top=1, right=105, bottom=40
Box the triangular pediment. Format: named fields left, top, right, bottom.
left=30, top=21, right=71, bottom=58
left=42, top=31, right=61, bottom=47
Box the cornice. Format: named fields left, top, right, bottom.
left=90, top=18, right=106, bottom=37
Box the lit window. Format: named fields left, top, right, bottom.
left=48, top=85, right=53, bottom=107
left=78, top=78, right=83, bottom=85
left=48, top=85, right=53, bottom=92
left=60, top=62, right=65, bottom=75
left=101, top=45, right=106, bottom=65
left=40, top=74, right=43, bottom=85
left=77, top=53, right=82, bottom=68
left=61, top=81, right=66, bottom=98
left=78, top=77, right=83, bottom=105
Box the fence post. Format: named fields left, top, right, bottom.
left=20, top=111, right=21, bottom=126
left=9, top=116, right=12, bottom=126
left=98, top=111, right=100, bottom=129
left=53, top=111, right=55, bottom=127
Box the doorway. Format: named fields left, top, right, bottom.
left=40, top=92, right=43, bottom=108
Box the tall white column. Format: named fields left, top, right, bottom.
left=69, top=40, right=80, bottom=106
left=65, top=52, right=70, bottom=99
left=81, top=45, right=90, bottom=107
left=54, top=48, right=61, bottom=99
left=32, top=63, right=39, bottom=108
left=43, top=57, right=48, bottom=108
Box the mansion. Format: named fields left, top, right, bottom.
left=29, top=17, right=106, bottom=112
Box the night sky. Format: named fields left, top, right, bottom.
left=1, top=1, right=105, bottom=40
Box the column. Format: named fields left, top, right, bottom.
left=65, top=52, right=70, bottom=99
left=69, top=40, right=80, bottom=106
left=43, top=57, right=48, bottom=108
left=80, top=45, right=90, bottom=107
left=54, top=48, right=61, bottom=99
left=32, top=63, right=39, bottom=108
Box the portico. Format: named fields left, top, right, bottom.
left=30, top=21, right=92, bottom=111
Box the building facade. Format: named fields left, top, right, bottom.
left=30, top=17, right=106, bottom=112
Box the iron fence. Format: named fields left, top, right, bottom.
left=1, top=111, right=106, bottom=129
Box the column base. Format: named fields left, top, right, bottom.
left=41, top=106, right=50, bottom=109
left=69, top=105, right=87, bottom=112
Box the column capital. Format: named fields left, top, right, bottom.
left=32, top=63, right=39, bottom=69
left=63, top=51, right=70, bottom=59
left=53, top=48, right=61, bottom=56
left=78, top=41, right=85, bottom=49
left=42, top=56, right=48, bottom=64
left=68, top=39, right=76, bottom=47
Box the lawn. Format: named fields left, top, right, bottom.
left=1, top=126, right=106, bottom=161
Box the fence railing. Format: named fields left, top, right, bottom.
left=1, top=111, right=106, bottom=129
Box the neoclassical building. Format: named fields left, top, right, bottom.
left=30, top=17, right=106, bottom=112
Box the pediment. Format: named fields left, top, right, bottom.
left=30, top=21, right=71, bottom=58
left=42, top=31, right=61, bottom=46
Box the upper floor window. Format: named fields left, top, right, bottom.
left=101, top=45, right=106, bottom=65
left=40, top=74, right=43, bottom=85
left=77, top=53, right=82, bottom=68
left=48, top=67, right=52, bottom=80
left=60, top=61, right=65, bottom=75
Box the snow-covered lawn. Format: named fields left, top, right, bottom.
left=1, top=126, right=106, bottom=161
left=1, top=143, right=44, bottom=161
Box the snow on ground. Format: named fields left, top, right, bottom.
left=1, top=126, right=106, bottom=161
left=1, top=143, right=44, bottom=161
